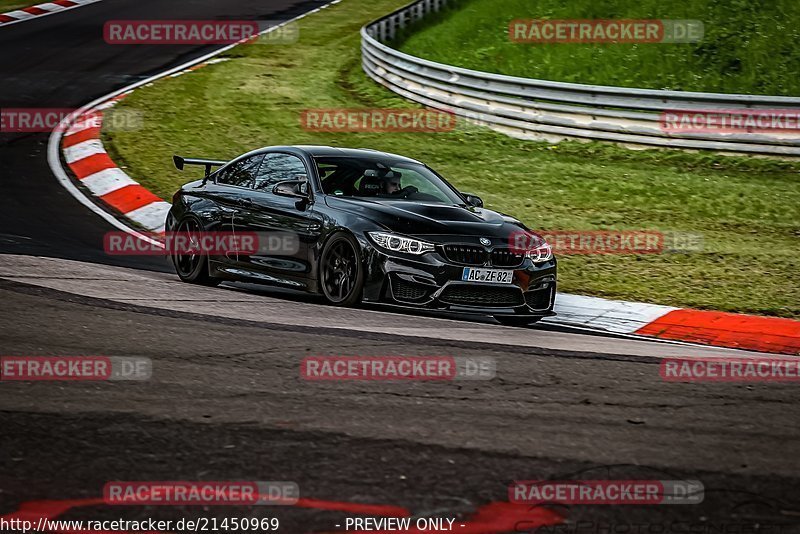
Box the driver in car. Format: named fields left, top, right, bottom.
left=382, top=173, right=402, bottom=195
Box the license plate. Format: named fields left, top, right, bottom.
left=461, top=267, right=514, bottom=284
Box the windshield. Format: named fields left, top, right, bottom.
left=315, top=156, right=465, bottom=204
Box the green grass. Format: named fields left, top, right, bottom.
left=397, top=0, right=800, bottom=95
left=0, top=0, right=39, bottom=12
left=102, top=0, right=800, bottom=318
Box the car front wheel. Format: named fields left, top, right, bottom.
left=319, top=232, right=364, bottom=307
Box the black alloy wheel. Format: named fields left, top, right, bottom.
left=319, top=233, right=364, bottom=306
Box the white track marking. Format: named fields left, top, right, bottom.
left=80, top=168, right=138, bottom=196
left=63, top=139, right=104, bottom=163
left=125, top=202, right=171, bottom=233
left=3, top=10, right=36, bottom=19
left=545, top=293, right=676, bottom=333
left=33, top=3, right=68, bottom=12
left=65, top=114, right=101, bottom=135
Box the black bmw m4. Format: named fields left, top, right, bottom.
left=167, top=145, right=556, bottom=326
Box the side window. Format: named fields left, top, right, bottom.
left=255, top=153, right=308, bottom=191
left=216, top=154, right=264, bottom=188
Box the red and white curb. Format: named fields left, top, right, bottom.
left=48, top=0, right=800, bottom=356
left=62, top=98, right=171, bottom=233
left=57, top=57, right=232, bottom=233
left=0, top=0, right=101, bottom=27
left=546, top=294, right=800, bottom=355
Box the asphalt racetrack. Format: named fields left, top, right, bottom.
left=0, top=1, right=798, bottom=532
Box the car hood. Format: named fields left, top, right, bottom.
left=324, top=196, right=527, bottom=240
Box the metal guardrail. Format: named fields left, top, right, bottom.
left=361, top=0, right=800, bottom=156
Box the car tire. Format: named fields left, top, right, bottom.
left=319, top=232, right=364, bottom=307
left=171, top=217, right=221, bottom=287
left=494, top=316, right=542, bottom=327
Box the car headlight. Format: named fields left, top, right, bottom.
left=511, top=231, right=553, bottom=263
left=368, top=232, right=435, bottom=255
left=526, top=242, right=553, bottom=263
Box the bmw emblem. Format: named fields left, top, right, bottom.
left=480, top=238, right=491, bottom=246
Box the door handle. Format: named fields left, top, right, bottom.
left=237, top=198, right=254, bottom=207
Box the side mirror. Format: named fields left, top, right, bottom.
left=273, top=180, right=311, bottom=201
left=463, top=193, right=483, bottom=208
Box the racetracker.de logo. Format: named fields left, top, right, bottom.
left=104, top=20, right=260, bottom=44
left=1, top=108, right=143, bottom=133
left=660, top=357, right=800, bottom=383
left=300, top=109, right=457, bottom=133
left=1, top=108, right=74, bottom=133
left=0, top=356, right=151, bottom=381
left=509, top=480, right=704, bottom=505
left=301, top=356, right=495, bottom=381
left=509, top=230, right=704, bottom=255
left=509, top=19, right=704, bottom=43
left=661, top=109, right=800, bottom=134
left=103, top=231, right=300, bottom=256
left=104, top=481, right=299, bottom=506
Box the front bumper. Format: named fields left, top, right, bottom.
left=361, top=240, right=557, bottom=317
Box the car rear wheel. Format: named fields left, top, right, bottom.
left=494, top=316, right=542, bottom=327
left=319, top=233, right=364, bottom=306
left=171, top=217, right=221, bottom=287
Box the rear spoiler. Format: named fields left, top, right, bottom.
left=173, top=155, right=226, bottom=177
